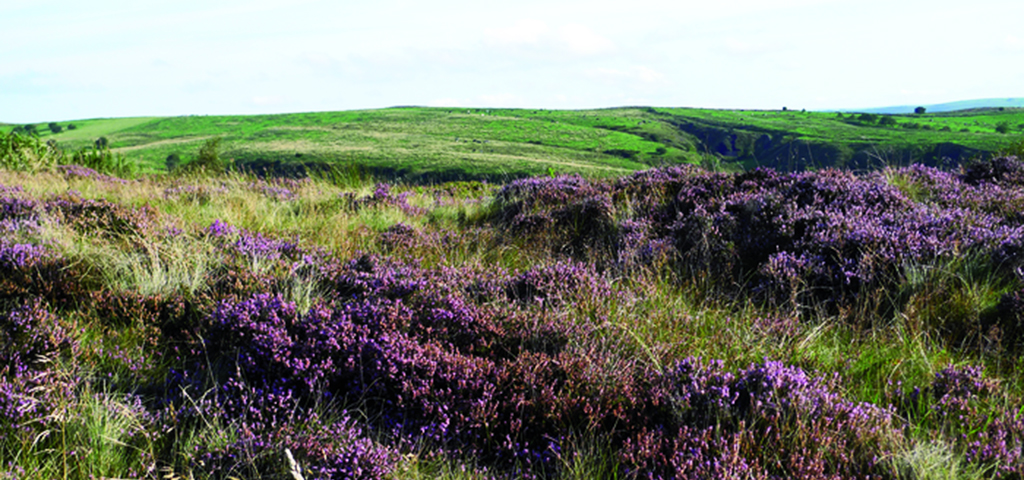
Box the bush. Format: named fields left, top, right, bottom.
left=996, top=122, right=1011, bottom=134
left=176, top=137, right=225, bottom=175
left=47, top=122, right=62, bottom=134
left=165, top=153, right=181, bottom=172
left=0, top=131, right=62, bottom=172
left=878, top=116, right=898, bottom=126
left=95, top=136, right=109, bottom=148
left=71, top=145, right=137, bottom=178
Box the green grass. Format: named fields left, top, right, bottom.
left=13, top=106, right=1024, bottom=180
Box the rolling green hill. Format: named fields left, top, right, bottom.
left=9, top=106, right=1024, bottom=180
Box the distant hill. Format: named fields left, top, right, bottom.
left=7, top=106, right=1024, bottom=180
left=849, top=98, right=1024, bottom=114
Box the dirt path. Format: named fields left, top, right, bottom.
left=112, top=136, right=215, bottom=153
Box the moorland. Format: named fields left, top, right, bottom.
left=2, top=107, right=1024, bottom=479
left=7, top=105, right=1024, bottom=180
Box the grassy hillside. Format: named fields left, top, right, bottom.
left=10, top=106, right=1024, bottom=180
left=653, top=107, right=1024, bottom=170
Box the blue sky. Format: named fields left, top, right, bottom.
left=3, top=0, right=1022, bottom=123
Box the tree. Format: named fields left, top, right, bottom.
left=48, top=122, right=62, bottom=134
left=67, top=124, right=77, bottom=130
left=857, top=113, right=878, bottom=123
left=914, top=106, right=926, bottom=114
left=996, top=122, right=1011, bottom=134
left=196, top=137, right=223, bottom=171
left=95, top=137, right=109, bottom=148
left=22, top=124, right=37, bottom=136
left=878, top=116, right=897, bottom=126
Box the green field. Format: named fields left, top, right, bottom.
left=12, top=106, right=1024, bottom=180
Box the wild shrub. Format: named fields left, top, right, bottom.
left=0, top=131, right=62, bottom=172
left=175, top=137, right=226, bottom=175
left=70, top=145, right=137, bottom=178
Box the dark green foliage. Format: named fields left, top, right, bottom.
left=95, top=136, right=109, bottom=148
left=0, top=131, right=62, bottom=172
left=915, top=106, right=927, bottom=114
left=997, top=122, right=1011, bottom=134
left=175, top=137, right=225, bottom=175
left=878, top=116, right=898, bottom=126
left=857, top=113, right=878, bottom=123
left=47, top=122, right=62, bottom=134
left=165, top=153, right=181, bottom=172
left=67, top=123, right=77, bottom=130
left=71, top=145, right=137, bottom=178
left=195, top=136, right=223, bottom=171
left=998, top=139, right=1024, bottom=158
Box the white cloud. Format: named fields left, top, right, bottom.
left=558, top=24, right=614, bottom=55
left=477, top=93, right=527, bottom=107
left=486, top=19, right=548, bottom=45
left=252, top=95, right=286, bottom=106
left=722, top=37, right=781, bottom=56
left=426, top=97, right=465, bottom=107
left=1005, top=35, right=1024, bottom=51
left=588, top=66, right=666, bottom=84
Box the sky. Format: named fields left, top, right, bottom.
left=2, top=0, right=1023, bottom=123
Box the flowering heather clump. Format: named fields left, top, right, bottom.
left=505, top=261, right=612, bottom=309
left=925, top=365, right=1024, bottom=476
left=885, top=163, right=1024, bottom=227
left=58, top=164, right=130, bottom=185
left=44, top=190, right=158, bottom=239
left=192, top=415, right=398, bottom=479
left=0, top=300, right=76, bottom=439
left=0, top=239, right=79, bottom=304
left=246, top=177, right=306, bottom=201
left=960, top=155, right=1024, bottom=187
left=341, top=182, right=425, bottom=215
left=164, top=248, right=639, bottom=476
left=0, top=188, right=48, bottom=237
left=199, top=219, right=324, bottom=300
left=379, top=222, right=419, bottom=253
left=494, top=175, right=617, bottom=259
left=622, top=358, right=895, bottom=479
left=613, top=164, right=701, bottom=218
